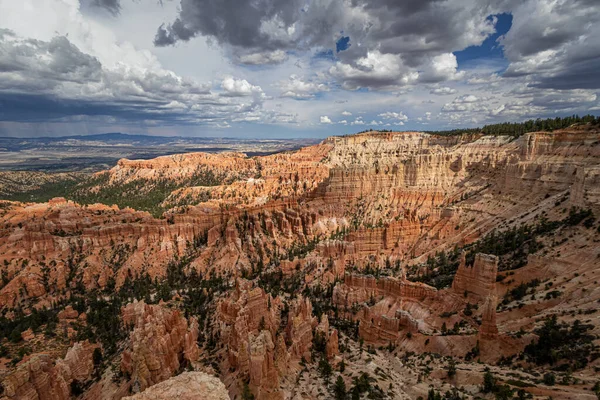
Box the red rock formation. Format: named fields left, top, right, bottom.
left=218, top=280, right=283, bottom=399
left=120, top=301, right=199, bottom=394
left=248, top=330, right=281, bottom=400
left=450, top=253, right=500, bottom=353
left=316, top=315, right=339, bottom=359
left=284, top=297, right=317, bottom=360
left=2, top=341, right=98, bottom=400
left=333, top=274, right=436, bottom=307
left=451, top=253, right=498, bottom=300
left=479, top=294, right=499, bottom=341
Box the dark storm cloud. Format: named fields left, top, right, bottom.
left=153, top=0, right=303, bottom=50
left=532, top=58, right=600, bottom=90
left=0, top=93, right=188, bottom=123
left=501, top=0, right=600, bottom=90
left=0, top=30, right=102, bottom=91
left=80, top=0, right=121, bottom=15
left=154, top=0, right=507, bottom=67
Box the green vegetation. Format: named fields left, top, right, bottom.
left=427, top=388, right=465, bottom=400
left=501, top=279, right=540, bottom=305
left=349, top=372, right=386, bottom=400
left=333, top=375, right=347, bottom=400
left=1, top=175, right=83, bottom=203
left=69, top=167, right=230, bottom=217
left=0, top=307, right=59, bottom=344
left=2, top=166, right=232, bottom=217
left=481, top=369, right=520, bottom=400
left=523, top=315, right=598, bottom=370
left=426, top=114, right=600, bottom=138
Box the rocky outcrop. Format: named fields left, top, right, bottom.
left=2, top=341, right=98, bottom=400
left=452, top=253, right=498, bottom=300
left=570, top=165, right=600, bottom=210
left=479, top=293, right=499, bottom=340
left=333, top=274, right=436, bottom=307
left=122, top=372, right=229, bottom=400
left=316, top=315, right=339, bottom=359
left=248, top=330, right=281, bottom=400
left=218, top=280, right=283, bottom=399
left=450, top=253, right=500, bottom=342
left=285, top=297, right=317, bottom=360
left=2, top=354, right=71, bottom=400
left=120, top=301, right=199, bottom=394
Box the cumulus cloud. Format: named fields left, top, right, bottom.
left=429, top=86, right=457, bottom=95
left=2, top=0, right=599, bottom=135
left=419, top=53, right=464, bottom=83
left=0, top=31, right=102, bottom=90
left=330, top=51, right=419, bottom=90
left=153, top=0, right=303, bottom=61
left=277, top=75, right=328, bottom=99
left=351, top=117, right=365, bottom=126
left=0, top=26, right=284, bottom=128
left=441, top=95, right=486, bottom=112
left=221, top=77, right=264, bottom=97
left=378, top=111, right=409, bottom=123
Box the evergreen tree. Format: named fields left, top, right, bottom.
left=333, top=376, right=347, bottom=400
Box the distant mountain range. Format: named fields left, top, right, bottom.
left=0, top=133, right=320, bottom=172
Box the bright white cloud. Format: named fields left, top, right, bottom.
left=378, top=111, right=409, bottom=123
left=278, top=74, right=328, bottom=99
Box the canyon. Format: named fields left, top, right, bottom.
left=0, top=125, right=599, bottom=399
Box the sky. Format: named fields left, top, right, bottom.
left=0, top=0, right=599, bottom=138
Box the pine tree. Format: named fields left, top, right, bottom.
left=333, top=376, right=347, bottom=400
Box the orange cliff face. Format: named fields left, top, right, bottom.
left=1, top=127, right=600, bottom=400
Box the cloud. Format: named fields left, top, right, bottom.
left=154, top=0, right=508, bottom=84
left=429, top=86, right=457, bottom=95
left=320, top=115, right=332, bottom=124
left=501, top=0, right=600, bottom=89
left=441, top=95, right=486, bottom=112
left=153, top=0, right=303, bottom=57
left=0, top=27, right=288, bottom=128
left=330, top=51, right=419, bottom=90
left=350, top=117, right=365, bottom=125
left=419, top=53, right=464, bottom=83
left=221, top=77, right=263, bottom=97
left=3, top=0, right=600, bottom=137
left=277, top=75, right=328, bottom=99
left=378, top=111, right=409, bottom=123
left=80, top=0, right=121, bottom=15
left=236, top=50, right=288, bottom=65
left=0, top=31, right=102, bottom=90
